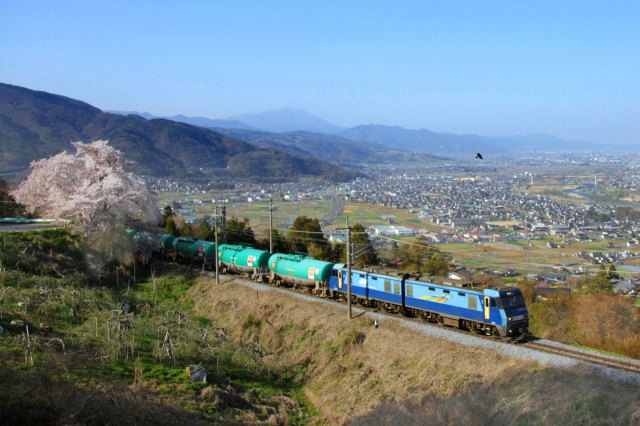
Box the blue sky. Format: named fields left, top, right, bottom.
left=2, top=1, right=639, bottom=143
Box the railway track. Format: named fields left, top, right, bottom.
left=182, top=262, right=640, bottom=377
left=326, top=288, right=640, bottom=375
left=522, top=340, right=640, bottom=375
left=263, top=280, right=640, bottom=376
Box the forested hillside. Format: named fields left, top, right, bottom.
left=0, top=83, right=360, bottom=183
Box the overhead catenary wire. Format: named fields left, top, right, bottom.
left=165, top=209, right=602, bottom=273
left=178, top=196, right=616, bottom=274
left=184, top=220, right=597, bottom=272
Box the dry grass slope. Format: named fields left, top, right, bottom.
left=189, top=278, right=640, bottom=424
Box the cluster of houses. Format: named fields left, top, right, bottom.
left=575, top=249, right=640, bottom=264
left=149, top=178, right=208, bottom=194
left=419, top=265, right=640, bottom=295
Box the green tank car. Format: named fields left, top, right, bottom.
left=172, top=237, right=215, bottom=260
left=161, top=234, right=177, bottom=250
left=217, top=244, right=271, bottom=273
left=268, top=253, right=334, bottom=289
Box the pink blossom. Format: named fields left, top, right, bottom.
left=12, top=140, right=160, bottom=235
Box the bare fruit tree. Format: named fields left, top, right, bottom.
left=12, top=140, right=160, bottom=264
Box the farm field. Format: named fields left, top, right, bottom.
left=332, top=202, right=431, bottom=229
left=230, top=199, right=333, bottom=231
left=436, top=238, right=637, bottom=276
left=158, top=194, right=435, bottom=231
left=514, top=167, right=640, bottom=207
left=158, top=193, right=640, bottom=277
left=158, top=192, right=333, bottom=231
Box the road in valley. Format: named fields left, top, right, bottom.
left=0, top=223, right=62, bottom=232
left=320, top=196, right=345, bottom=226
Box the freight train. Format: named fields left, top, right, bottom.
left=152, top=232, right=528, bottom=339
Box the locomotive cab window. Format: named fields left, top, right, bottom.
left=490, top=298, right=497, bottom=308
left=499, top=295, right=526, bottom=309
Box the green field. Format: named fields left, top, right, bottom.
left=334, top=202, right=431, bottom=229
left=158, top=193, right=640, bottom=277
left=158, top=194, right=434, bottom=231
left=158, top=192, right=334, bottom=231
left=435, top=238, right=637, bottom=276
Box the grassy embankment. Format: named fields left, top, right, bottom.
left=0, top=229, right=312, bottom=424
left=191, top=278, right=640, bottom=424
left=2, top=229, right=640, bottom=424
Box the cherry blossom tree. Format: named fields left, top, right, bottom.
left=12, top=140, right=160, bottom=237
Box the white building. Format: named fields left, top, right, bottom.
left=370, top=225, right=417, bottom=237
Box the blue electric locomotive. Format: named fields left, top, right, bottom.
left=329, top=267, right=528, bottom=338
left=152, top=232, right=528, bottom=338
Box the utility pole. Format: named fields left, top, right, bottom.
left=269, top=198, right=274, bottom=253
left=527, top=236, right=531, bottom=274
left=222, top=203, right=227, bottom=244
left=214, top=205, right=219, bottom=285
left=347, top=215, right=352, bottom=319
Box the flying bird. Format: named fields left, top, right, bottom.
left=476, top=153, right=483, bottom=160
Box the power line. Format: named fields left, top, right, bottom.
left=176, top=217, right=606, bottom=272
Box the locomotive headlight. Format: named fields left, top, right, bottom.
left=508, top=317, right=513, bottom=321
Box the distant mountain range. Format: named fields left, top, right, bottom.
left=338, top=125, right=625, bottom=154
left=209, top=128, right=442, bottom=166
left=107, top=110, right=258, bottom=131
left=224, top=108, right=345, bottom=134
left=0, top=83, right=361, bottom=183
left=111, top=107, right=344, bottom=134
left=109, top=108, right=638, bottom=155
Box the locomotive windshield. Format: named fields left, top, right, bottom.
left=498, top=295, right=526, bottom=309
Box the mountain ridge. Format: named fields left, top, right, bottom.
left=107, top=110, right=257, bottom=131
left=108, top=108, right=634, bottom=154
left=224, top=107, right=346, bottom=134
left=0, top=83, right=360, bottom=183
left=339, top=124, right=638, bottom=154
left=210, top=127, right=445, bottom=166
